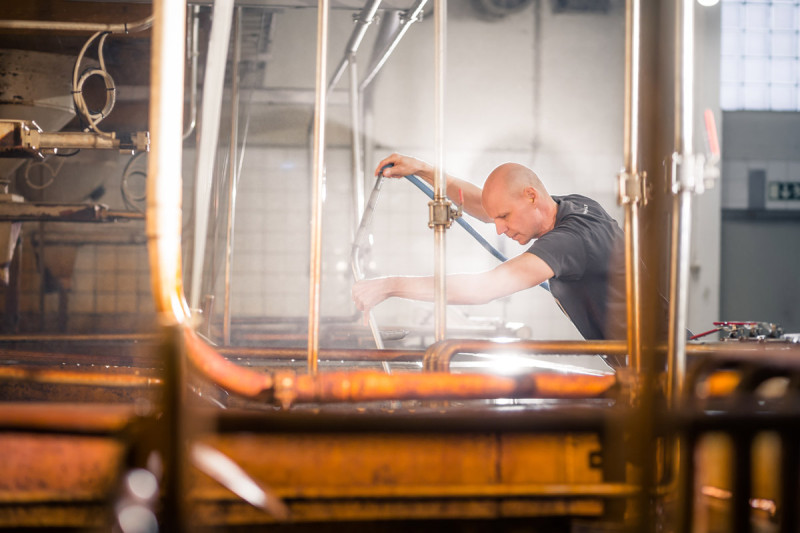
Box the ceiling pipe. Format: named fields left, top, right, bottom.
left=359, top=0, right=428, bottom=92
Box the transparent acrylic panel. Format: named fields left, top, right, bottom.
left=771, top=4, right=797, bottom=30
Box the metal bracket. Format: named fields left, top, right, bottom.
left=671, top=151, right=719, bottom=196
left=617, top=170, right=648, bottom=206
left=428, top=198, right=461, bottom=229
left=0, top=119, right=149, bottom=158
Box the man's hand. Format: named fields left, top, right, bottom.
left=374, top=153, right=433, bottom=180
left=352, top=278, right=394, bottom=312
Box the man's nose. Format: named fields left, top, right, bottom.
left=494, top=219, right=506, bottom=235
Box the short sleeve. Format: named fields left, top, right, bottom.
left=527, top=227, right=587, bottom=280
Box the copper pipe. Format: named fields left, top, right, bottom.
left=217, top=346, right=423, bottom=362
left=273, top=369, right=616, bottom=409
left=0, top=366, right=161, bottom=388
left=0, top=403, right=136, bottom=433
left=423, top=339, right=628, bottom=372
left=307, top=0, right=331, bottom=376
left=184, top=328, right=273, bottom=399
left=621, top=0, right=643, bottom=372
left=0, top=333, right=156, bottom=342
left=147, top=0, right=190, bottom=323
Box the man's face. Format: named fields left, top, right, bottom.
left=482, top=185, right=540, bottom=245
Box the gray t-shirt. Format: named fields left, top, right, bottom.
left=527, top=194, right=627, bottom=340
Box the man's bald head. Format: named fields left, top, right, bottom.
left=481, top=163, right=557, bottom=244
left=483, top=163, right=549, bottom=200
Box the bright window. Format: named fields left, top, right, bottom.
left=720, top=0, right=800, bottom=110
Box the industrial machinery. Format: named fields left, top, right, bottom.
left=1, top=1, right=799, bottom=532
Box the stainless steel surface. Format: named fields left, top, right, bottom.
left=667, top=0, right=695, bottom=406
left=223, top=8, right=243, bottom=346
left=307, top=0, right=330, bottom=376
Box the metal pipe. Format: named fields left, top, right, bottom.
left=359, top=0, right=429, bottom=92
left=621, top=0, right=642, bottom=373
left=307, top=0, right=330, bottom=376
left=349, top=55, right=366, bottom=233
left=351, top=176, right=390, bottom=370
left=146, top=0, right=188, bottom=323
left=0, top=366, right=161, bottom=388
left=432, top=0, right=447, bottom=343
left=0, top=15, right=153, bottom=33
left=223, top=8, right=243, bottom=346
left=189, top=0, right=235, bottom=312
left=667, top=0, right=695, bottom=406
left=327, top=0, right=383, bottom=93
left=423, top=339, right=628, bottom=372
left=183, top=5, right=200, bottom=140
left=273, top=369, right=616, bottom=408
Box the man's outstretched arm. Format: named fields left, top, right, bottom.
left=352, top=252, right=554, bottom=312
left=374, top=153, right=491, bottom=223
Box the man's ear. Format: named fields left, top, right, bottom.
left=524, top=186, right=537, bottom=202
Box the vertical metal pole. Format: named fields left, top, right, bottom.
left=349, top=54, right=365, bottom=231
left=147, top=0, right=188, bottom=323
left=147, top=1, right=187, bottom=530
left=622, top=0, right=642, bottom=373
left=432, top=0, right=447, bottom=343
left=307, top=0, right=330, bottom=375
left=223, top=8, right=242, bottom=346
left=667, top=0, right=694, bottom=405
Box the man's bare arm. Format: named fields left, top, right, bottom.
left=374, top=153, right=491, bottom=223
left=352, top=253, right=553, bottom=311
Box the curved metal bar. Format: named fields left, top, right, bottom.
left=423, top=339, right=628, bottom=372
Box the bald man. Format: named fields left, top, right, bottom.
left=351, top=153, right=627, bottom=343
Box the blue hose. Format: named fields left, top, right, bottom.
left=403, top=173, right=509, bottom=263
left=380, top=164, right=550, bottom=293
